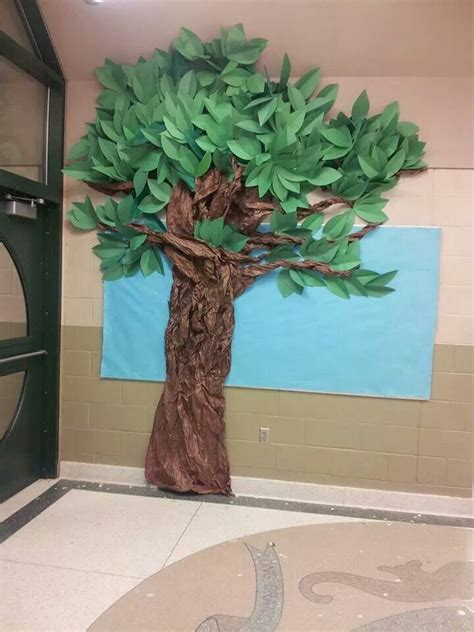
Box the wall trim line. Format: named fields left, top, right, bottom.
left=60, top=461, right=473, bottom=518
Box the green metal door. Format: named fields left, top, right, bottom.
left=0, top=0, right=64, bottom=501
left=0, top=209, right=46, bottom=500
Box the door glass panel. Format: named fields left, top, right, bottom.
left=0, top=242, right=27, bottom=340
left=0, top=0, right=36, bottom=54
left=0, top=371, right=25, bottom=439
left=0, top=56, right=47, bottom=182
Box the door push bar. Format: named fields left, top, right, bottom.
left=0, top=350, right=47, bottom=365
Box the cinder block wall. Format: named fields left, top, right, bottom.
left=61, top=77, right=473, bottom=498
left=61, top=329, right=473, bottom=497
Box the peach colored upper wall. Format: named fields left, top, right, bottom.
left=55, top=1, right=473, bottom=342
left=43, top=0, right=474, bottom=168
left=39, top=0, right=473, bottom=80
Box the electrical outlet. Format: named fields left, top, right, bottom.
left=259, top=427, right=270, bottom=443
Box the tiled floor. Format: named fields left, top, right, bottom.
left=0, top=480, right=471, bottom=631
left=1, top=481, right=360, bottom=631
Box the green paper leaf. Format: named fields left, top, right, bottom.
left=130, top=234, right=147, bottom=250
left=270, top=210, right=297, bottom=233
left=351, top=90, right=370, bottom=123
left=143, top=214, right=166, bottom=232
left=136, top=150, right=162, bottom=172
left=320, top=126, right=352, bottom=148
left=266, top=244, right=299, bottom=263
left=310, top=167, right=342, bottom=186
left=367, top=270, right=398, bottom=286
left=353, top=197, right=388, bottom=223
left=380, top=101, right=399, bottom=130
left=277, top=268, right=303, bottom=297
left=148, top=180, right=172, bottom=203
left=344, top=277, right=368, bottom=297
left=294, top=68, right=320, bottom=99
left=221, top=226, right=248, bottom=252
left=258, top=99, right=278, bottom=126
left=174, top=27, right=205, bottom=61
left=195, top=151, right=212, bottom=177
left=133, top=170, right=147, bottom=196
left=257, top=163, right=273, bottom=197
left=117, top=195, right=134, bottom=223
left=138, top=195, right=167, bottom=214
left=306, top=240, right=339, bottom=263
left=323, top=210, right=354, bottom=240
left=102, top=263, right=124, bottom=281
left=330, top=255, right=361, bottom=271
left=397, top=121, right=419, bottom=137
left=364, top=284, right=396, bottom=297
left=67, top=138, right=89, bottom=161
left=358, top=154, right=380, bottom=179
left=301, top=213, right=324, bottom=232
left=247, top=72, right=265, bottom=93
left=163, top=116, right=186, bottom=141
left=140, top=247, right=164, bottom=276
left=161, top=136, right=180, bottom=160
left=236, top=119, right=267, bottom=133
left=141, top=128, right=162, bottom=147
left=279, top=53, right=291, bottom=89
left=324, top=276, right=350, bottom=299
left=289, top=269, right=324, bottom=287
left=287, top=85, right=305, bottom=111
left=63, top=164, right=93, bottom=181
left=178, top=146, right=199, bottom=175
left=67, top=208, right=96, bottom=231
left=228, top=138, right=261, bottom=161
left=385, top=149, right=406, bottom=179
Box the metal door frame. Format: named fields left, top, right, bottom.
left=0, top=0, right=64, bottom=482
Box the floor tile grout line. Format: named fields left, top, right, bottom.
left=1, top=557, right=144, bottom=581
left=160, top=502, right=203, bottom=571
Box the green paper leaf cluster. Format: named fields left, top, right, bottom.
left=65, top=24, right=424, bottom=300
left=194, top=217, right=249, bottom=252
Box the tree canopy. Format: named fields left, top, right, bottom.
left=66, top=23, right=426, bottom=298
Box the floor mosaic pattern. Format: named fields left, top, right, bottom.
left=88, top=521, right=473, bottom=631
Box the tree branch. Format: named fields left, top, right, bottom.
left=297, top=196, right=348, bottom=219
left=348, top=223, right=379, bottom=241
left=240, top=258, right=350, bottom=281
left=244, top=232, right=304, bottom=252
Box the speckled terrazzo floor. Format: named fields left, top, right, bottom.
left=89, top=522, right=473, bottom=631
left=1, top=481, right=472, bottom=631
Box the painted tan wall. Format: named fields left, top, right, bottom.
left=56, top=2, right=473, bottom=496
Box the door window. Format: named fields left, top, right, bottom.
left=0, top=242, right=27, bottom=340
left=0, top=1, right=37, bottom=54
left=0, top=56, right=48, bottom=182
left=0, top=370, right=25, bottom=440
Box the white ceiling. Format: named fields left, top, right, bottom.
left=38, top=0, right=473, bottom=81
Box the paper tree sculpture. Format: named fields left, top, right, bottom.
left=66, top=25, right=426, bottom=495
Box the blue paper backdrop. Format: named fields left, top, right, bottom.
left=102, top=227, right=440, bottom=400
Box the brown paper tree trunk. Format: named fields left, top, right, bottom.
left=145, top=264, right=235, bottom=495
left=143, top=170, right=266, bottom=495
left=138, top=168, right=376, bottom=495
